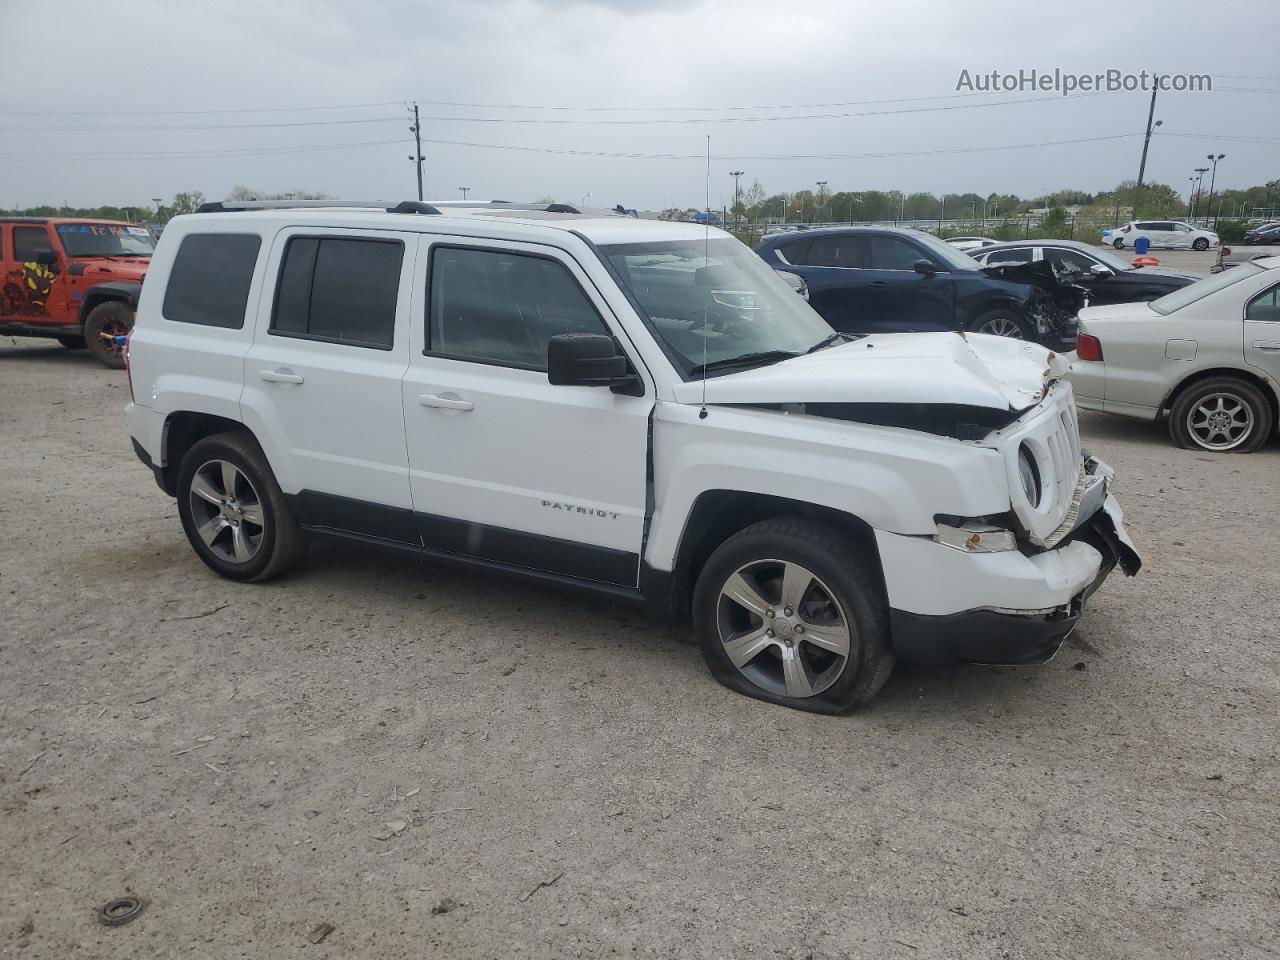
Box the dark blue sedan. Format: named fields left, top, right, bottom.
left=756, top=226, right=1079, bottom=348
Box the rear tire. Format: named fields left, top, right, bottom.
left=57, top=335, right=86, bottom=349
left=692, top=518, right=894, bottom=714
left=176, top=431, right=307, bottom=581
left=84, top=301, right=133, bottom=369
left=1168, top=377, right=1272, bottom=453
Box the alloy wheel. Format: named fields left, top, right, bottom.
left=977, top=316, right=1024, bottom=339
left=1187, top=393, right=1254, bottom=451
left=188, top=459, right=266, bottom=562
left=716, top=559, right=851, bottom=698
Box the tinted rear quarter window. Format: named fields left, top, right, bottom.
left=163, top=233, right=262, bottom=328
left=13, top=226, right=52, bottom=261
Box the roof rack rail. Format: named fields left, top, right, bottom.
left=424, top=200, right=586, bottom=215
left=195, top=200, right=442, bottom=215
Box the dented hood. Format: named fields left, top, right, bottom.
left=671, top=332, right=1069, bottom=412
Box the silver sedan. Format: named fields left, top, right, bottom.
left=1067, top=256, right=1280, bottom=453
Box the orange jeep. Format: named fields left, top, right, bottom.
left=1, top=217, right=153, bottom=368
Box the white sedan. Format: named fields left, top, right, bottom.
left=946, top=236, right=998, bottom=252
left=1068, top=256, right=1280, bottom=452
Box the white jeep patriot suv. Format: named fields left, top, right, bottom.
left=124, top=199, right=1140, bottom=714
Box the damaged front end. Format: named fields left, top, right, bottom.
left=982, top=259, right=1089, bottom=346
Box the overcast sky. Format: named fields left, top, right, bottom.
left=3, top=0, right=1277, bottom=212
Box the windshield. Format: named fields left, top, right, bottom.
left=1150, top=261, right=1267, bottom=315
left=601, top=237, right=835, bottom=378
left=912, top=232, right=983, bottom=272
left=56, top=223, right=155, bottom=257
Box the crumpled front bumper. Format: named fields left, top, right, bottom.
left=876, top=461, right=1141, bottom=667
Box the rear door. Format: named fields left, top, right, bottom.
left=1244, top=280, right=1280, bottom=385
left=786, top=234, right=864, bottom=332
left=401, top=236, right=652, bottom=587
left=240, top=227, right=417, bottom=542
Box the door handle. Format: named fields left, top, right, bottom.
left=869, top=281, right=888, bottom=287
left=1253, top=341, right=1280, bottom=352
left=419, top=393, right=474, bottom=411
left=259, top=368, right=305, bottom=384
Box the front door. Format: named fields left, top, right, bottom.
left=241, top=227, right=417, bottom=541
left=401, top=237, right=652, bottom=588
left=859, top=233, right=955, bottom=333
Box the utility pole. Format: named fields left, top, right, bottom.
left=407, top=103, right=424, bottom=201
left=1134, top=82, right=1162, bottom=214
left=729, top=170, right=744, bottom=228
left=459, top=186, right=470, bottom=200
left=1205, top=153, right=1226, bottom=229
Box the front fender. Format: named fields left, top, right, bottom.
left=645, top=401, right=1011, bottom=572
left=77, top=282, right=142, bottom=324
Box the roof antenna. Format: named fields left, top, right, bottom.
left=699, top=133, right=711, bottom=420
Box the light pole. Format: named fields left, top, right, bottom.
left=1267, top=180, right=1280, bottom=218
left=815, top=181, right=828, bottom=225
left=407, top=103, right=424, bottom=201
left=1205, top=153, right=1226, bottom=229
left=1191, top=167, right=1209, bottom=221
left=729, top=170, right=744, bottom=228
left=1187, top=176, right=1198, bottom=218
left=458, top=187, right=470, bottom=199
left=151, top=197, right=163, bottom=213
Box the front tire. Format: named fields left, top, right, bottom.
left=970, top=309, right=1030, bottom=339
left=1112, top=238, right=1125, bottom=249
left=176, top=432, right=306, bottom=581
left=1168, top=377, right=1273, bottom=453
left=84, top=301, right=133, bottom=369
left=692, top=518, right=893, bottom=714
left=1192, top=237, right=1210, bottom=251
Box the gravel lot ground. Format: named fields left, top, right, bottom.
left=2, top=326, right=1277, bottom=960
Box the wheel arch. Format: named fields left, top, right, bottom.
left=158, top=411, right=259, bottom=496
left=644, top=490, right=887, bottom=624
left=76, top=282, right=142, bottom=326
left=963, top=296, right=1026, bottom=328
left=1161, top=366, right=1280, bottom=424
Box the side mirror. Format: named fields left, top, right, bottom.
left=547, top=333, right=634, bottom=390
left=1089, top=264, right=1112, bottom=277
left=913, top=259, right=938, bottom=275
left=34, top=249, right=59, bottom=266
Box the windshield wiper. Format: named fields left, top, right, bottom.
left=804, top=331, right=855, bottom=354
left=688, top=350, right=801, bottom=377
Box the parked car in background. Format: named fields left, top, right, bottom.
left=1101, top=220, right=1218, bottom=251
left=1068, top=256, right=1280, bottom=453
left=1244, top=224, right=1280, bottom=245
left=690, top=210, right=721, bottom=225
left=970, top=240, right=1201, bottom=305
left=1, top=217, right=153, bottom=367
left=123, top=199, right=1140, bottom=713
left=946, top=236, right=998, bottom=252
left=758, top=226, right=1082, bottom=347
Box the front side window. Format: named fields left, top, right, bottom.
left=601, top=236, right=833, bottom=379
left=1045, top=248, right=1097, bottom=273
left=13, top=226, right=53, bottom=261
left=271, top=236, right=403, bottom=349
left=428, top=246, right=608, bottom=369
left=163, top=233, right=262, bottom=329
left=56, top=223, right=155, bottom=257
left=867, top=236, right=924, bottom=271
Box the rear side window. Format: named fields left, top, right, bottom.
left=804, top=236, right=861, bottom=268
left=271, top=236, right=403, bottom=349
left=13, top=226, right=52, bottom=261
left=427, top=246, right=607, bottom=369
left=986, top=248, right=1035, bottom=267
left=163, top=233, right=262, bottom=329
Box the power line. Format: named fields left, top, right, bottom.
left=0, top=138, right=414, bottom=162
left=0, top=100, right=404, bottom=118
left=0, top=91, right=1115, bottom=133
